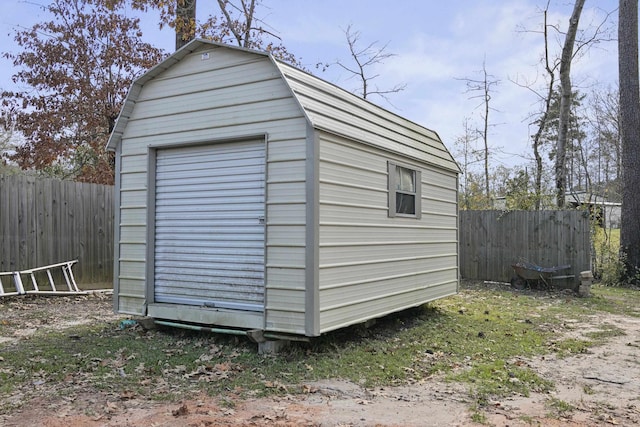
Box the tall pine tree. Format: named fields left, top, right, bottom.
left=619, top=0, right=640, bottom=283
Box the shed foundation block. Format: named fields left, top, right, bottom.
left=578, top=270, right=593, bottom=297
left=258, top=339, right=290, bottom=355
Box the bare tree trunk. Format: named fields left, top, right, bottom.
left=556, top=0, right=585, bottom=207
left=454, top=118, right=477, bottom=210
left=459, top=61, right=498, bottom=208
left=175, top=0, right=197, bottom=51
left=531, top=5, right=557, bottom=210
left=619, top=0, right=640, bottom=282
left=481, top=63, right=490, bottom=202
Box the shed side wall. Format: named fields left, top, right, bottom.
left=317, top=132, right=458, bottom=333
left=115, top=46, right=308, bottom=333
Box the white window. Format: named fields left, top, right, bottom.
left=388, top=162, right=422, bottom=218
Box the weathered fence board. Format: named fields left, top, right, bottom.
left=0, top=174, right=114, bottom=285
left=459, top=210, right=591, bottom=284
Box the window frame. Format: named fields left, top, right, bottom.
left=388, top=161, right=422, bottom=219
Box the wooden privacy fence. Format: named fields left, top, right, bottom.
left=1, top=177, right=591, bottom=289
left=459, top=210, right=591, bottom=284
left=0, top=174, right=114, bottom=285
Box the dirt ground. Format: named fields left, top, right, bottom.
left=1, top=290, right=639, bottom=426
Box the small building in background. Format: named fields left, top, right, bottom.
left=106, top=40, right=460, bottom=349
left=567, top=191, right=621, bottom=229
left=492, top=191, right=620, bottom=230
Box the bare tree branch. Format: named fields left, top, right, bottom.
left=332, top=24, right=406, bottom=102
left=457, top=60, right=500, bottom=203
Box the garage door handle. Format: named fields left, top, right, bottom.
left=258, top=216, right=265, bottom=224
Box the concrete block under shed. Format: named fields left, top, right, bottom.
left=578, top=270, right=593, bottom=297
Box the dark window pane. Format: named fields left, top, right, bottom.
left=396, top=193, right=415, bottom=215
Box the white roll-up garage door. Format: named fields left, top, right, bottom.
left=153, top=139, right=265, bottom=312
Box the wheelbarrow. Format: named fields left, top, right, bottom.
left=510, top=261, right=573, bottom=289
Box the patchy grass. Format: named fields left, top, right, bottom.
left=1, top=282, right=640, bottom=414
left=546, top=397, right=575, bottom=417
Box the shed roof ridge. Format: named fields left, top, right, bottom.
left=106, top=39, right=461, bottom=174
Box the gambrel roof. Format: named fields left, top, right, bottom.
left=107, top=39, right=460, bottom=174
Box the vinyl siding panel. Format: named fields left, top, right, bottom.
left=118, top=278, right=144, bottom=296
left=133, top=77, right=286, bottom=118
left=265, top=267, right=305, bottom=330
left=121, top=154, right=148, bottom=171
left=112, top=45, right=308, bottom=326
left=120, top=190, right=146, bottom=207
left=264, top=311, right=306, bottom=335
left=320, top=242, right=457, bottom=265
left=119, top=225, right=146, bottom=242
left=137, top=59, right=274, bottom=100
left=118, top=295, right=147, bottom=315
left=320, top=225, right=455, bottom=244
left=320, top=279, right=456, bottom=332
left=265, top=267, right=305, bottom=288
left=268, top=159, right=306, bottom=181
left=267, top=203, right=306, bottom=224
left=119, top=260, right=145, bottom=280
left=320, top=270, right=457, bottom=309
left=119, top=119, right=307, bottom=152
left=119, top=210, right=146, bottom=228
left=119, top=243, right=145, bottom=259
left=120, top=171, right=146, bottom=189
left=153, top=47, right=262, bottom=80
left=267, top=182, right=306, bottom=202
left=267, top=247, right=305, bottom=267
left=317, top=133, right=458, bottom=333
left=267, top=225, right=306, bottom=245
left=267, top=139, right=306, bottom=162
left=319, top=182, right=387, bottom=208
left=117, top=209, right=147, bottom=314
left=122, top=99, right=301, bottom=140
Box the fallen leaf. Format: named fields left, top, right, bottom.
left=104, top=401, right=118, bottom=414
left=263, top=380, right=288, bottom=392
left=302, top=384, right=318, bottom=393
left=120, top=390, right=136, bottom=400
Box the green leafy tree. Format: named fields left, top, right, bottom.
left=458, top=173, right=490, bottom=210
left=538, top=88, right=587, bottom=193
left=504, top=169, right=541, bottom=210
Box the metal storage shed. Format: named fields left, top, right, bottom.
left=107, top=39, right=461, bottom=348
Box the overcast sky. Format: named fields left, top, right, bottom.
left=0, top=0, right=620, bottom=171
